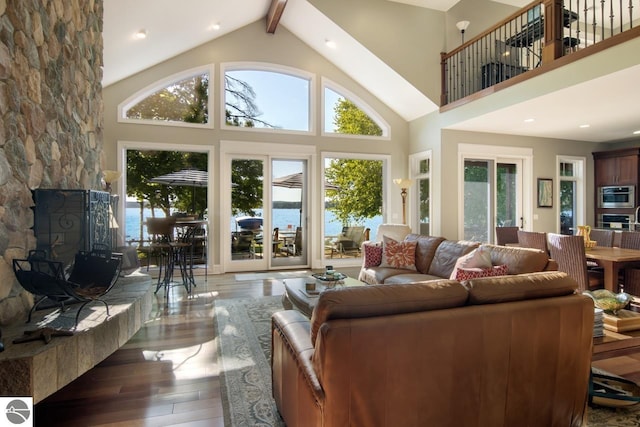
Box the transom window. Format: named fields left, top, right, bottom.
left=323, top=80, right=389, bottom=138
left=119, top=67, right=212, bottom=127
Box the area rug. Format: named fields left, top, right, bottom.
left=214, top=295, right=286, bottom=427
left=213, top=294, right=640, bottom=426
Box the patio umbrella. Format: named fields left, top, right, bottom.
left=150, top=169, right=207, bottom=213
left=272, top=172, right=339, bottom=190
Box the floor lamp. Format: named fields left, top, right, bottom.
left=393, top=178, right=413, bottom=225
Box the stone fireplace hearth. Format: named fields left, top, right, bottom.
left=0, top=272, right=153, bottom=403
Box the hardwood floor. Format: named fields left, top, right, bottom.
left=35, top=267, right=359, bottom=426
left=34, top=267, right=640, bottom=426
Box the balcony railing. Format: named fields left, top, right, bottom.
left=441, top=0, right=640, bottom=107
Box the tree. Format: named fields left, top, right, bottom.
left=126, top=74, right=209, bottom=122
left=231, top=159, right=264, bottom=217
left=325, top=98, right=383, bottom=225
left=332, top=99, right=382, bottom=136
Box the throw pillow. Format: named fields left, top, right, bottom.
left=379, top=236, right=417, bottom=270
left=449, top=247, right=493, bottom=280
left=363, top=243, right=383, bottom=268
left=455, top=264, right=509, bottom=281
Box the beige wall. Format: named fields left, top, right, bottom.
left=103, top=20, right=411, bottom=268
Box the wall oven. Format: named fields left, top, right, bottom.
left=597, top=213, right=635, bottom=230
left=598, top=185, right=635, bottom=209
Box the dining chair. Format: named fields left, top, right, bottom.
left=589, top=229, right=615, bottom=247
left=495, top=226, right=519, bottom=246
left=272, top=227, right=283, bottom=257
left=283, top=227, right=303, bottom=256
left=619, top=231, right=640, bottom=297
left=516, top=230, right=548, bottom=253
left=547, top=233, right=604, bottom=292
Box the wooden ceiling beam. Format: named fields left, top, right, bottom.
left=266, top=0, right=288, bottom=34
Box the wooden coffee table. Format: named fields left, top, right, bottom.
left=593, top=328, right=640, bottom=361
left=282, top=276, right=365, bottom=317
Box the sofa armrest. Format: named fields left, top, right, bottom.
left=272, top=310, right=324, bottom=425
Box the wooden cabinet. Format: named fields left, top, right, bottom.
left=594, top=148, right=640, bottom=187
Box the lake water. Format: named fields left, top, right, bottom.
left=124, top=208, right=382, bottom=242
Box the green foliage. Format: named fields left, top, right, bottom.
left=332, top=99, right=382, bottom=136
left=126, top=74, right=209, bottom=122
left=324, top=98, right=384, bottom=226
left=325, top=159, right=383, bottom=225
left=232, top=159, right=264, bottom=217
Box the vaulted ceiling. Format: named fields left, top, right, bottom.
left=103, top=0, right=640, bottom=143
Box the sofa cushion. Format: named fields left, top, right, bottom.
left=380, top=236, right=417, bottom=270
left=310, top=280, right=468, bottom=344
left=428, top=240, right=480, bottom=279
left=455, top=264, right=508, bottom=281
left=358, top=266, right=409, bottom=285
left=383, top=273, right=444, bottom=284
left=362, top=242, right=383, bottom=268
left=464, top=271, right=578, bottom=305
left=481, top=244, right=551, bottom=274
left=404, top=234, right=446, bottom=274
left=449, top=246, right=493, bottom=280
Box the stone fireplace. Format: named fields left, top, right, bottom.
left=0, top=1, right=105, bottom=325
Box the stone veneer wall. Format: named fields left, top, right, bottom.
left=0, top=0, right=104, bottom=325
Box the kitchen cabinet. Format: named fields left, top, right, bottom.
left=594, top=148, right=640, bottom=187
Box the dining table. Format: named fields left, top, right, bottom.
left=584, top=246, right=640, bottom=293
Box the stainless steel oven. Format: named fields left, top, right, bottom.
left=598, top=186, right=635, bottom=209
left=597, top=213, right=635, bottom=230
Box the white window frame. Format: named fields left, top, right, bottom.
left=117, top=65, right=215, bottom=129
left=556, top=155, right=586, bottom=233
left=410, top=150, right=432, bottom=234
left=220, top=62, right=316, bottom=135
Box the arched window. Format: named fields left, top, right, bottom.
left=222, top=63, right=313, bottom=133
left=323, top=79, right=389, bottom=138
left=118, top=66, right=213, bottom=128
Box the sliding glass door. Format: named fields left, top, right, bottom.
left=463, top=158, right=522, bottom=242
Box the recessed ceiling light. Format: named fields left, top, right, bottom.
left=579, top=124, right=590, bottom=128
left=134, top=29, right=147, bottom=39
left=325, top=39, right=337, bottom=49
left=524, top=118, right=535, bottom=123
left=210, top=23, right=221, bottom=31
left=633, top=130, right=640, bottom=135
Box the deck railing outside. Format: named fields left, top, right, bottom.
left=441, top=0, right=639, bottom=106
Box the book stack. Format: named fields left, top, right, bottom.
left=594, top=308, right=604, bottom=338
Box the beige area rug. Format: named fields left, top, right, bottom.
left=213, top=294, right=640, bottom=426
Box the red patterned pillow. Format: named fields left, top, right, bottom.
left=363, top=243, right=383, bottom=268
left=455, top=264, right=508, bottom=281
left=380, top=236, right=417, bottom=270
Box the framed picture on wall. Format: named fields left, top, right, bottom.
left=537, top=178, right=553, bottom=208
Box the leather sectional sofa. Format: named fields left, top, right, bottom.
left=359, top=234, right=558, bottom=285
left=271, top=271, right=593, bottom=426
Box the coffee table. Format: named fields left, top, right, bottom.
left=282, top=276, right=365, bottom=317
left=593, top=328, right=640, bottom=361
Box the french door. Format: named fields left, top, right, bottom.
left=223, top=147, right=310, bottom=272
left=462, top=157, right=524, bottom=243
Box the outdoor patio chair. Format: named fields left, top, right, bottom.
left=283, top=227, right=302, bottom=256
left=335, top=226, right=367, bottom=257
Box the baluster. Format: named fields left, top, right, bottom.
left=630, top=0, right=634, bottom=28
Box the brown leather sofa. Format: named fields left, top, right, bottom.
left=272, top=271, right=593, bottom=427
left=359, top=233, right=557, bottom=285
